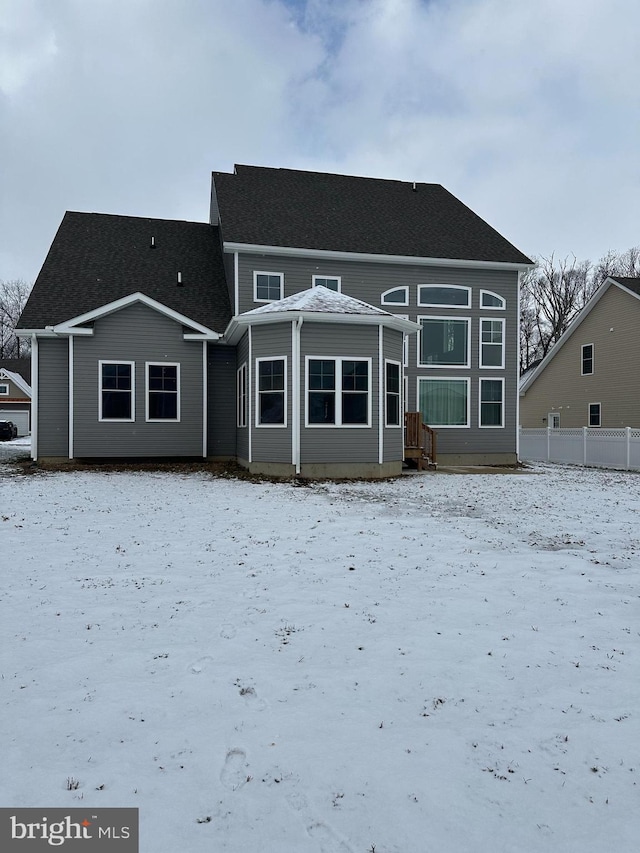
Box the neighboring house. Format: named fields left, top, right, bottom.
left=17, top=165, right=532, bottom=477
left=520, top=277, right=640, bottom=429
left=0, top=360, right=32, bottom=435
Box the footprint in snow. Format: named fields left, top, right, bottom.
left=189, top=656, right=214, bottom=674
left=220, top=748, right=249, bottom=791
left=307, top=821, right=354, bottom=853
left=220, top=624, right=236, bottom=639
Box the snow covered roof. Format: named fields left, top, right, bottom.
left=243, top=286, right=389, bottom=317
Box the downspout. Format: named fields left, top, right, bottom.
left=202, top=341, right=208, bottom=458
left=68, top=336, right=74, bottom=459
left=516, top=270, right=522, bottom=461
left=31, top=334, right=38, bottom=460
left=248, top=326, right=253, bottom=464
left=378, top=324, right=384, bottom=465
left=292, top=315, right=303, bottom=475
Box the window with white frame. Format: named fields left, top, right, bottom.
left=418, top=377, right=469, bottom=427
left=418, top=285, right=470, bottom=308
left=146, top=363, right=179, bottom=421
left=480, top=319, right=505, bottom=368
left=419, top=317, right=470, bottom=367
left=256, top=357, right=286, bottom=426
left=479, top=378, right=504, bottom=427
left=0, top=383, right=8, bottom=396
left=582, top=343, right=594, bottom=375
left=312, top=275, right=341, bottom=292
left=588, top=402, right=601, bottom=427
left=254, top=271, right=283, bottom=302
left=480, top=290, right=506, bottom=309
left=237, top=363, right=247, bottom=428
left=548, top=412, right=560, bottom=429
left=381, top=286, right=409, bottom=306
left=99, top=361, right=134, bottom=421
left=307, top=357, right=370, bottom=426
left=385, top=360, right=401, bottom=427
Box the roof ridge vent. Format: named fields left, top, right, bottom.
left=412, top=182, right=417, bottom=192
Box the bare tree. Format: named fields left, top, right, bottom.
left=592, top=246, right=640, bottom=290
left=0, top=279, right=32, bottom=358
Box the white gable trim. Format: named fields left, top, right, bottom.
left=50, top=292, right=221, bottom=339
left=520, top=277, right=640, bottom=394
left=224, top=242, right=533, bottom=272
left=0, top=368, right=31, bottom=397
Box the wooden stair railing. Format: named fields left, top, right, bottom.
left=404, top=412, right=437, bottom=470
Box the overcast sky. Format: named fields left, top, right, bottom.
left=1, top=0, right=639, bottom=284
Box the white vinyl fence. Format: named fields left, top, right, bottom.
left=519, top=427, right=640, bottom=471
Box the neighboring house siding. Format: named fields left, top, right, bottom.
left=251, top=322, right=292, bottom=464
left=72, top=303, right=204, bottom=457
left=207, top=343, right=236, bottom=457
left=37, top=338, right=69, bottom=457
left=0, top=378, right=29, bottom=400
left=382, top=327, right=404, bottom=463
left=236, top=333, right=250, bottom=461
left=520, top=285, right=640, bottom=428
left=300, top=323, right=379, bottom=463
left=234, top=252, right=518, bottom=457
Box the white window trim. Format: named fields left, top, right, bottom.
left=253, top=270, right=284, bottom=303
left=480, top=289, right=506, bottom=310
left=237, top=362, right=247, bottom=428
left=588, top=402, right=601, bottom=427
left=145, top=362, right=180, bottom=422
left=418, top=284, right=471, bottom=308
left=417, top=375, right=470, bottom=429
left=312, top=275, right=342, bottom=293
left=581, top=343, right=594, bottom=376
left=418, top=315, right=471, bottom=369
left=478, top=377, right=505, bottom=429
left=548, top=412, right=560, bottom=429
left=305, top=355, right=372, bottom=428
left=479, top=317, right=506, bottom=369
left=98, top=360, right=135, bottom=422
left=384, top=359, right=402, bottom=428
left=255, top=356, right=287, bottom=428
left=381, top=286, right=409, bottom=307
left=0, top=383, right=8, bottom=395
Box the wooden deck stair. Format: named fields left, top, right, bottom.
left=404, top=412, right=437, bottom=470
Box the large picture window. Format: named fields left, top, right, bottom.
left=419, top=317, right=469, bottom=367
left=385, top=361, right=401, bottom=427
left=480, top=319, right=505, bottom=368
left=418, top=377, right=469, bottom=427
left=99, top=361, right=134, bottom=421
left=254, top=271, right=283, bottom=302
left=307, top=357, right=370, bottom=426
left=256, top=357, right=286, bottom=426
left=479, top=378, right=504, bottom=427
left=418, top=285, right=470, bottom=308
left=146, top=363, right=179, bottom=421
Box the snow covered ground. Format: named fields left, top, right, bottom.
left=1, top=447, right=638, bottom=852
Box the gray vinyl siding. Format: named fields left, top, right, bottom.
left=207, top=343, right=236, bottom=457
left=300, top=324, right=379, bottom=463
left=236, top=333, right=250, bottom=460
left=520, top=284, right=640, bottom=428
left=251, top=322, right=292, bottom=464
left=234, top=252, right=519, bottom=457
left=382, top=327, right=404, bottom=463
left=37, top=337, right=69, bottom=457
left=72, top=303, right=204, bottom=457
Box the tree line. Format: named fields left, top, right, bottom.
left=2, top=245, right=640, bottom=368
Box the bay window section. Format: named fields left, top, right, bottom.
left=146, top=363, right=179, bottom=421
left=479, top=378, right=504, bottom=427
left=418, top=377, right=469, bottom=427
left=419, top=317, right=469, bottom=367
left=99, top=361, right=134, bottom=421
left=257, top=358, right=286, bottom=426
left=307, top=357, right=370, bottom=426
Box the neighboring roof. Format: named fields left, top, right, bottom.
left=0, top=368, right=31, bottom=397
left=0, top=358, right=31, bottom=383
left=243, top=286, right=389, bottom=316
left=18, top=212, right=232, bottom=333
left=224, top=287, right=419, bottom=345
left=520, top=277, right=640, bottom=394
left=213, top=165, right=533, bottom=266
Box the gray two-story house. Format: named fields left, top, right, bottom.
left=18, top=165, right=532, bottom=477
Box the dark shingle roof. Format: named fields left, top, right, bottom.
left=213, top=165, right=532, bottom=265
left=18, top=213, right=232, bottom=332
left=610, top=276, right=640, bottom=295
left=0, top=358, right=31, bottom=383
